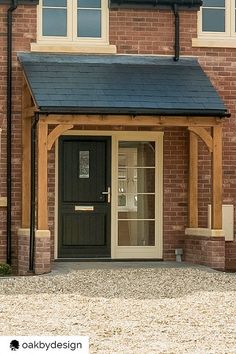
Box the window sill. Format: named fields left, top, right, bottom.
left=192, top=37, right=236, bottom=48
left=30, top=42, right=117, bottom=54
left=185, top=228, right=225, bottom=238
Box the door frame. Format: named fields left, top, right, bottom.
left=54, top=130, right=163, bottom=259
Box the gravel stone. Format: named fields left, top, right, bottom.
left=0, top=265, right=236, bottom=353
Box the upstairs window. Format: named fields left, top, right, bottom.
left=38, top=0, right=108, bottom=43
left=199, top=0, right=236, bottom=38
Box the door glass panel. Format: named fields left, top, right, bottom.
left=118, top=221, right=155, bottom=246
left=118, top=168, right=155, bottom=194
left=119, top=141, right=155, bottom=167
left=79, top=151, right=89, bottom=178
left=118, top=141, right=156, bottom=247
left=118, top=195, right=155, bottom=219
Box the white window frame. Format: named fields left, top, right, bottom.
left=198, top=0, right=235, bottom=39
left=37, top=0, right=109, bottom=45
left=193, top=0, right=236, bottom=48
left=113, top=133, right=163, bottom=259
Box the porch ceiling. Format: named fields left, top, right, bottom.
left=18, top=53, right=228, bottom=117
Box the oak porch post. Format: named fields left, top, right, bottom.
left=188, top=131, right=198, bottom=228
left=212, top=126, right=222, bottom=229
left=21, top=80, right=33, bottom=228
left=37, top=121, right=48, bottom=230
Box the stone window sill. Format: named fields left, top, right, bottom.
left=31, top=42, right=117, bottom=54
left=185, top=228, right=225, bottom=238
left=192, top=37, right=236, bottom=48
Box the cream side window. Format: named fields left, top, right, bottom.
left=37, top=0, right=109, bottom=44
left=193, top=0, right=236, bottom=47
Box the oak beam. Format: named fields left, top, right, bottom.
left=47, top=124, right=74, bottom=150
left=188, top=132, right=198, bottom=228
left=40, top=114, right=222, bottom=127
left=188, top=127, right=213, bottom=152
left=212, top=126, right=222, bottom=229
left=22, top=118, right=31, bottom=227
left=23, top=107, right=37, bottom=119
left=37, top=121, right=48, bottom=230
left=22, top=72, right=38, bottom=109
left=22, top=78, right=34, bottom=228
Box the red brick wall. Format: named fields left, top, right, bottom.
left=163, top=128, right=188, bottom=260
left=0, top=5, right=37, bottom=268
left=185, top=236, right=225, bottom=270
left=0, top=5, right=235, bottom=269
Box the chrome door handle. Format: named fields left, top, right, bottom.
left=102, top=187, right=111, bottom=203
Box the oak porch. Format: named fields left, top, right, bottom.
left=22, top=113, right=224, bottom=235
left=20, top=80, right=225, bottom=274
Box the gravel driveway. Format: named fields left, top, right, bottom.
left=0, top=262, right=236, bottom=353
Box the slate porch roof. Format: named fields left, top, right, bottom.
left=18, top=53, right=228, bottom=117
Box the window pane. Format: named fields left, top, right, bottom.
left=118, top=195, right=155, bottom=219
left=202, top=9, right=225, bottom=32
left=118, top=220, right=155, bottom=246
left=78, top=0, right=101, bottom=8
left=118, top=168, right=155, bottom=194
left=119, top=142, right=155, bottom=167
left=43, top=0, right=67, bottom=6
left=43, top=8, right=67, bottom=36
left=77, top=9, right=101, bottom=37
left=203, top=0, right=225, bottom=7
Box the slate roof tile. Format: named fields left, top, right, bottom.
left=18, top=53, right=228, bottom=117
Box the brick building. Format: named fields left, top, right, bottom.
left=0, top=0, right=235, bottom=275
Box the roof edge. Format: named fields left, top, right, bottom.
left=37, top=107, right=230, bottom=118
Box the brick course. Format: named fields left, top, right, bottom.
left=185, top=236, right=225, bottom=270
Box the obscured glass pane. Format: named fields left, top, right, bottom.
left=79, top=151, right=89, bottom=179
left=118, top=221, right=155, bottom=246
left=43, top=0, right=67, bottom=6
left=202, top=9, right=225, bottom=31
left=43, top=9, right=67, bottom=36
left=118, top=195, right=155, bottom=219
left=203, top=0, right=225, bottom=7
left=77, top=9, right=101, bottom=37
left=78, top=0, right=101, bottom=8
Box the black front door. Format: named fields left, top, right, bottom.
left=58, top=136, right=111, bottom=258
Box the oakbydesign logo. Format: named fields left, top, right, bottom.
left=10, top=340, right=20, bottom=351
